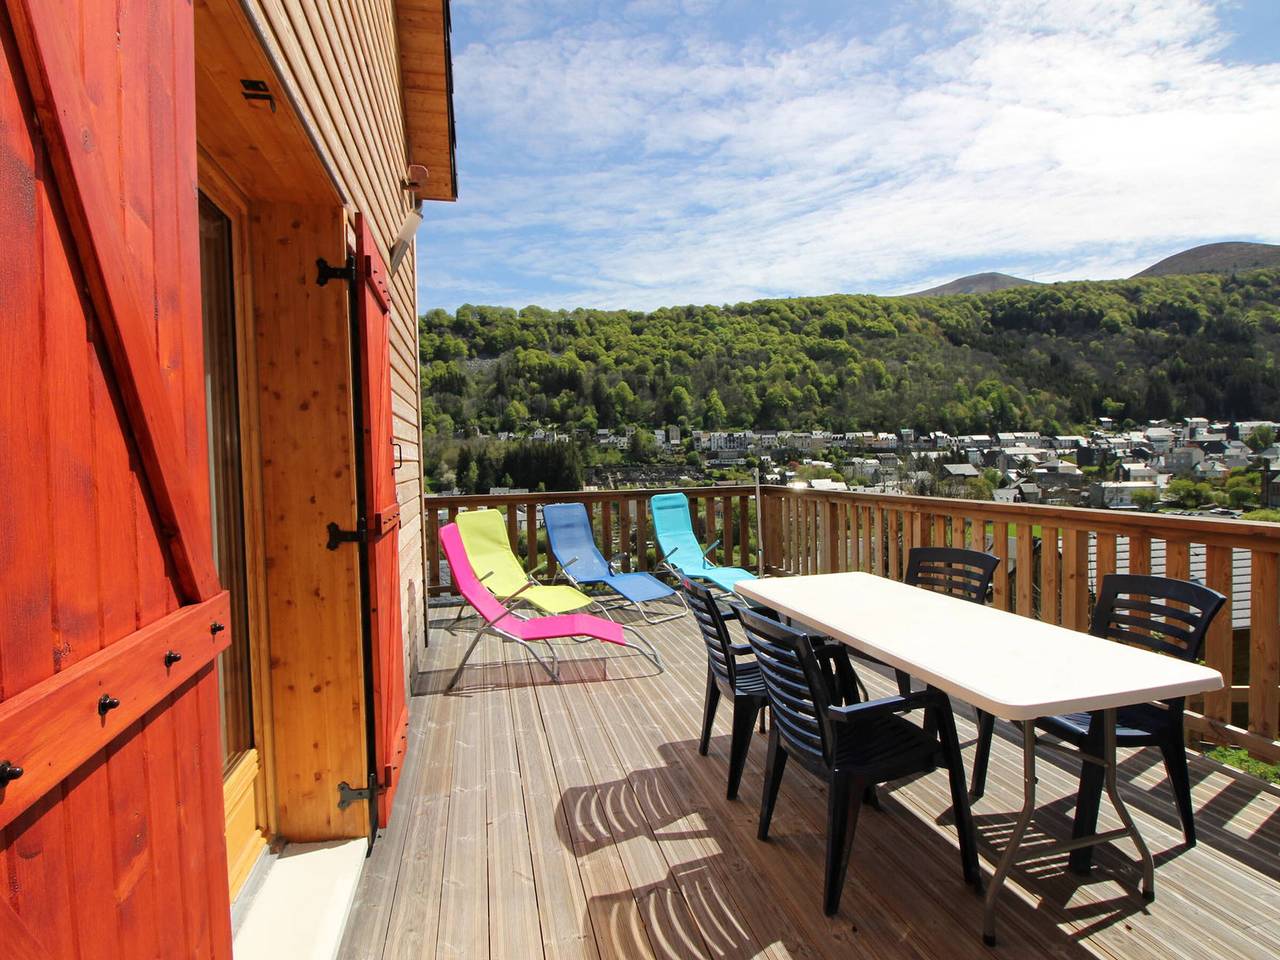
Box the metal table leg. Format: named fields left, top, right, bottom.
left=980, top=710, right=1157, bottom=945
left=982, top=720, right=1037, bottom=946
left=1101, top=707, right=1156, bottom=901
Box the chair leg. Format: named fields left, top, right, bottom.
left=935, top=699, right=981, bottom=887
left=727, top=698, right=761, bottom=800
left=895, top=669, right=912, bottom=697
left=1068, top=729, right=1107, bottom=875
left=824, top=773, right=865, bottom=916
left=1160, top=736, right=1196, bottom=848
left=445, top=627, right=489, bottom=691
left=970, top=710, right=995, bottom=801
left=758, top=726, right=788, bottom=841
left=699, top=669, right=720, bottom=756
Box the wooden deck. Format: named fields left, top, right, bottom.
left=338, top=603, right=1280, bottom=960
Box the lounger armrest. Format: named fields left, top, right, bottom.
left=526, top=560, right=548, bottom=580
left=828, top=690, right=935, bottom=724
left=701, top=539, right=721, bottom=559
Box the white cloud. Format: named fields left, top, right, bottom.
left=422, top=0, right=1280, bottom=309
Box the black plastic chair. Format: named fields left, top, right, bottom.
left=684, top=578, right=768, bottom=800
left=970, top=573, right=1225, bottom=872
left=738, top=606, right=980, bottom=916
left=900, top=547, right=1001, bottom=782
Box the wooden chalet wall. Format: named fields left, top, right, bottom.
left=0, top=0, right=233, bottom=955
left=241, top=0, right=429, bottom=676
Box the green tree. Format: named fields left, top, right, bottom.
left=1131, top=488, right=1159, bottom=511
left=704, top=388, right=727, bottom=429
left=1246, top=424, right=1277, bottom=452
left=627, top=430, right=656, bottom=463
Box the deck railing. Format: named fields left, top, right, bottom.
left=424, top=484, right=1280, bottom=762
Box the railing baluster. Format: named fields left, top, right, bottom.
left=637, top=496, right=650, bottom=571
left=721, top=495, right=733, bottom=567
left=738, top=495, right=750, bottom=569
left=1097, top=532, right=1117, bottom=582
left=1040, top=524, right=1060, bottom=625
left=526, top=501, right=539, bottom=574
left=1015, top=523, right=1034, bottom=617
left=619, top=498, right=632, bottom=572
left=991, top=520, right=1009, bottom=610
left=951, top=514, right=965, bottom=550
left=887, top=510, right=900, bottom=580
left=602, top=497, right=613, bottom=565
left=426, top=507, right=442, bottom=595
left=1061, top=528, right=1089, bottom=630
left=1203, top=545, right=1234, bottom=725
left=1250, top=551, right=1279, bottom=742
left=1130, top=531, right=1152, bottom=576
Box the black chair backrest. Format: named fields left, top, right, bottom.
left=1090, top=574, right=1225, bottom=662
left=682, top=578, right=740, bottom=688
left=739, top=606, right=835, bottom=770
left=905, top=547, right=1000, bottom=604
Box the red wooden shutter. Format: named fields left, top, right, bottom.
left=1, top=1, right=233, bottom=955
left=355, top=214, right=409, bottom=825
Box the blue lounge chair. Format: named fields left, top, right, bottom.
left=650, top=492, right=755, bottom=594
left=544, top=502, right=685, bottom=624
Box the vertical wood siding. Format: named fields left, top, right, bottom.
left=244, top=0, right=428, bottom=668
left=0, top=0, right=232, bottom=955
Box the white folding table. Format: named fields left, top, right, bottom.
left=735, top=572, right=1223, bottom=945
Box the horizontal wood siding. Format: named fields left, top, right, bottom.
left=243, top=0, right=427, bottom=671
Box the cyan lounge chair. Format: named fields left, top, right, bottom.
left=650, top=492, right=755, bottom=593
left=544, top=502, right=685, bottom=624
left=439, top=523, right=660, bottom=689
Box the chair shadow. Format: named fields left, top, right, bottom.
left=554, top=734, right=1102, bottom=959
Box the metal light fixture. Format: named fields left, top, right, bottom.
left=389, top=203, right=423, bottom=275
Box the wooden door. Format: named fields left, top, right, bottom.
left=0, top=1, right=233, bottom=956
left=355, top=214, right=408, bottom=826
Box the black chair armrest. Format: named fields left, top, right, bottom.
left=828, top=690, right=937, bottom=724
left=728, top=642, right=753, bottom=656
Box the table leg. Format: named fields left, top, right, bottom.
left=1101, top=707, right=1155, bottom=901
left=982, top=720, right=1037, bottom=946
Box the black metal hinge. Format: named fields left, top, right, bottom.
left=327, top=520, right=368, bottom=551
left=327, top=507, right=400, bottom=550
left=316, top=254, right=355, bottom=286
left=337, top=773, right=378, bottom=811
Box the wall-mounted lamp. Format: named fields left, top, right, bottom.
left=389, top=203, right=423, bottom=276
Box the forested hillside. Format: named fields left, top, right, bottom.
left=419, top=270, right=1280, bottom=437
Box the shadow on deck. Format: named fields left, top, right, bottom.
left=339, top=604, right=1280, bottom=960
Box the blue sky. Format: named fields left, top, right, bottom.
left=416, top=0, right=1280, bottom=312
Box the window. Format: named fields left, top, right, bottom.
left=199, top=192, right=254, bottom=767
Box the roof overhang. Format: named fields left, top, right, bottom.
left=396, top=0, right=458, bottom=202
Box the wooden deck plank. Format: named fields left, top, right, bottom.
left=342, top=605, right=1280, bottom=960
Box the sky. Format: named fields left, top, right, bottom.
left=416, top=0, right=1280, bottom=312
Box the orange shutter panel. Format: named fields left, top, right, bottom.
left=355, top=214, right=409, bottom=825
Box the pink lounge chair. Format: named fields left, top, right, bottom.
left=439, top=523, right=661, bottom=689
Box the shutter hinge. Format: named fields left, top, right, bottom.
left=326, top=506, right=401, bottom=549
left=315, top=254, right=355, bottom=286
left=326, top=519, right=370, bottom=551
left=337, top=773, right=378, bottom=811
